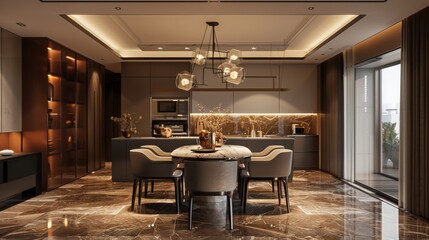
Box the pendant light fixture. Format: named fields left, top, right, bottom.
left=176, top=21, right=245, bottom=91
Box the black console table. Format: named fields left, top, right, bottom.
left=0, top=152, right=42, bottom=202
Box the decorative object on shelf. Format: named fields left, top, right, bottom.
left=111, top=113, right=142, bottom=138
left=176, top=21, right=245, bottom=91
left=0, top=149, right=14, bottom=156
left=48, top=82, right=54, bottom=101
left=48, top=109, right=53, bottom=128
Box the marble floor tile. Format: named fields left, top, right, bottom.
left=0, top=163, right=429, bottom=239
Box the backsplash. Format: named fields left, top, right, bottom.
left=189, top=114, right=317, bottom=136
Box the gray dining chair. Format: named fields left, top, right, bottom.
left=185, top=159, right=237, bottom=230
left=241, top=149, right=293, bottom=213
left=141, top=145, right=184, bottom=194
left=130, top=148, right=182, bottom=213
left=238, top=145, right=285, bottom=198
left=141, top=145, right=171, bottom=157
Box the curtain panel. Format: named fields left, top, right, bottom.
left=401, top=6, right=429, bottom=219
left=319, top=53, right=344, bottom=178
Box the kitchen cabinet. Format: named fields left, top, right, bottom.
left=287, top=135, right=319, bottom=169
left=0, top=28, right=22, bottom=132
left=191, top=91, right=234, bottom=113
left=0, top=152, right=42, bottom=202
left=22, top=38, right=89, bottom=191
left=234, top=91, right=280, bottom=113
left=279, top=64, right=317, bottom=113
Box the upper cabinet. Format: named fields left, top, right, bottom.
left=234, top=91, right=280, bottom=113
left=0, top=29, right=22, bottom=132
left=191, top=91, right=234, bottom=113
left=279, top=64, right=318, bottom=113
left=189, top=63, right=318, bottom=114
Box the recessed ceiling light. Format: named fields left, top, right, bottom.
left=115, top=7, right=121, bottom=10
left=16, top=22, right=26, bottom=27
left=329, top=47, right=333, bottom=50
left=157, top=47, right=163, bottom=50
left=251, top=47, right=257, bottom=50
left=321, top=53, right=325, bottom=56
left=308, top=7, right=315, bottom=10
left=185, top=47, right=190, bottom=50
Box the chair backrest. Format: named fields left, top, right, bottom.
left=251, top=145, right=285, bottom=157
left=141, top=145, right=171, bottom=157
left=130, top=148, right=174, bottom=178
left=185, top=160, right=237, bottom=193
left=248, top=149, right=293, bottom=178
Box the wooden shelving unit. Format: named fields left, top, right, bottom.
left=23, top=38, right=88, bottom=191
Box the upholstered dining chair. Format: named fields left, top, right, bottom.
left=185, top=159, right=237, bottom=230
left=238, top=145, right=285, bottom=198
left=241, top=149, right=293, bottom=213
left=141, top=145, right=184, bottom=194
left=130, top=148, right=182, bottom=213
left=140, top=145, right=171, bottom=157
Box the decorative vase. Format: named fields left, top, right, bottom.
left=198, top=130, right=216, bottom=149
left=121, top=129, right=136, bottom=138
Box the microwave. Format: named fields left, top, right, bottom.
left=151, top=98, right=189, bottom=118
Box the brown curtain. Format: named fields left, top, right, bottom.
left=402, top=6, right=429, bottom=219
left=319, top=53, right=344, bottom=178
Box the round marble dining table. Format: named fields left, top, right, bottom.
left=171, top=144, right=252, bottom=160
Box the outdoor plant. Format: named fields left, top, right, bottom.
left=382, top=122, right=399, bottom=168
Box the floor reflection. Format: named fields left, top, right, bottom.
left=0, top=163, right=428, bottom=239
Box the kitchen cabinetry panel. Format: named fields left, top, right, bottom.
left=151, top=77, right=190, bottom=98
left=234, top=91, right=279, bottom=113
left=0, top=153, right=42, bottom=201
left=279, top=64, right=317, bottom=113
left=151, top=62, right=190, bottom=77
left=191, top=91, right=234, bottom=113
left=287, top=135, right=319, bottom=169
left=0, top=29, right=22, bottom=132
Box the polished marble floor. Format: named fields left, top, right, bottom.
left=1, top=163, right=429, bottom=239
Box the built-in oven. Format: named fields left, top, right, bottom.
left=152, top=119, right=188, bottom=137
left=151, top=98, right=189, bottom=119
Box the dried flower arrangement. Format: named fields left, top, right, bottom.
left=110, top=113, right=142, bottom=138
left=196, top=104, right=231, bottom=133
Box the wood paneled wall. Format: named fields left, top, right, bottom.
left=319, top=53, right=344, bottom=178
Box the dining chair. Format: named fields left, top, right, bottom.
left=184, top=159, right=237, bottom=230
left=241, top=149, right=293, bottom=213
left=238, top=145, right=285, bottom=198
left=140, top=145, right=184, bottom=194
left=130, top=148, right=182, bottom=213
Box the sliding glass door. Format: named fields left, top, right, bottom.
left=354, top=49, right=401, bottom=201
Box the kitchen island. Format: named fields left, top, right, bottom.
left=111, top=136, right=297, bottom=182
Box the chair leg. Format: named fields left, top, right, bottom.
left=131, top=179, right=137, bottom=211
left=242, top=179, right=249, bottom=213
left=189, top=195, right=194, bottom=230
left=272, top=179, right=275, bottom=192
left=151, top=180, right=155, bottom=192
left=227, top=193, right=234, bottom=230
left=138, top=179, right=142, bottom=206
left=174, top=177, right=180, bottom=214
left=277, top=178, right=282, bottom=206
left=144, top=180, right=148, bottom=198
left=283, top=177, right=290, bottom=212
